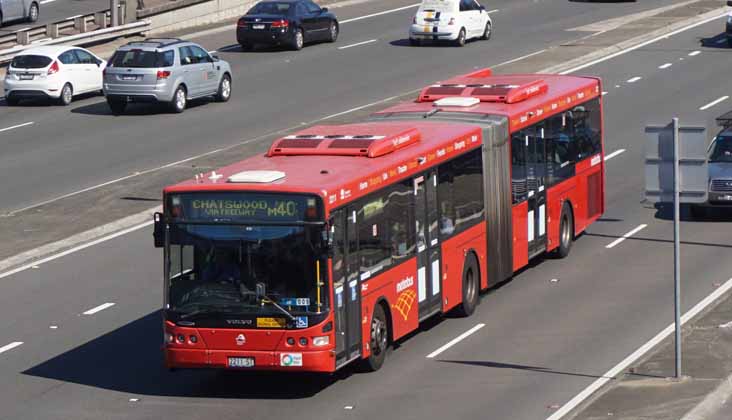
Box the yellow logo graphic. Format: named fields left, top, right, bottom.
left=392, top=289, right=416, bottom=321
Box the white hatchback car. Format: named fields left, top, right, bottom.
left=4, top=46, right=106, bottom=106
left=409, top=0, right=492, bottom=46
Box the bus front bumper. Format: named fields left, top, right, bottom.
left=165, top=348, right=336, bottom=372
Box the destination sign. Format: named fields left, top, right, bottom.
left=169, top=193, right=319, bottom=222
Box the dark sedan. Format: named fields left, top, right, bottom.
left=236, top=0, right=339, bottom=51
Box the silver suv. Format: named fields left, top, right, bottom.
left=691, top=113, right=732, bottom=217
left=103, top=38, right=232, bottom=114
left=0, top=0, right=39, bottom=26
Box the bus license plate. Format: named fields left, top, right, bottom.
left=252, top=24, right=265, bottom=29
left=228, top=357, right=254, bottom=368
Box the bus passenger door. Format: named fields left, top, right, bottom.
left=414, top=173, right=442, bottom=319
left=332, top=209, right=362, bottom=368
left=526, top=124, right=548, bottom=257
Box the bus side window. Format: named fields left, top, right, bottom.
left=511, top=131, right=528, bottom=204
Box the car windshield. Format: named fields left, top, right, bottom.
left=709, top=136, right=732, bottom=163
left=166, top=223, right=328, bottom=318
left=11, top=55, right=52, bottom=69
left=247, top=2, right=292, bottom=15
left=109, top=50, right=173, bottom=68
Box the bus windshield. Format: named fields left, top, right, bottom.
left=164, top=192, right=328, bottom=321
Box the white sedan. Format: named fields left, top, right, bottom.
left=409, top=0, right=492, bottom=47
left=4, top=46, right=106, bottom=106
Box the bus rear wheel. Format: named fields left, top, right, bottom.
left=361, top=303, right=389, bottom=372
left=455, top=254, right=479, bottom=317
left=553, top=203, right=574, bottom=258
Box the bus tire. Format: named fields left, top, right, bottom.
left=361, top=303, right=389, bottom=372
left=554, top=203, right=574, bottom=259
left=455, top=253, right=479, bottom=317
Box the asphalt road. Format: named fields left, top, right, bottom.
left=0, top=0, right=110, bottom=33
left=1, top=2, right=731, bottom=420
left=0, top=0, right=700, bottom=215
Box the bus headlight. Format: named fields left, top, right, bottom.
left=165, top=333, right=174, bottom=344
left=312, top=336, right=330, bottom=347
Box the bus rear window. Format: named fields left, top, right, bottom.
left=11, top=55, right=52, bottom=69
left=110, top=50, right=174, bottom=68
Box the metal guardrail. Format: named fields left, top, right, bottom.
left=0, top=20, right=150, bottom=64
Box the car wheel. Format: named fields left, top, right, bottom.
left=455, top=28, right=466, bottom=47
left=360, top=303, right=389, bottom=372
left=107, top=98, right=126, bottom=114
left=216, top=74, right=231, bottom=102
left=170, top=85, right=187, bottom=113
left=409, top=38, right=420, bottom=46
left=27, top=2, right=39, bottom=23
left=481, top=21, right=492, bottom=40
left=327, top=21, right=338, bottom=43
left=291, top=28, right=304, bottom=50
left=58, top=83, right=73, bottom=106
left=5, top=96, right=19, bottom=106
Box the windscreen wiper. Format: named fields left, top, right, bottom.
left=260, top=296, right=296, bottom=322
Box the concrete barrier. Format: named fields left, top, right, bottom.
left=144, top=0, right=257, bottom=35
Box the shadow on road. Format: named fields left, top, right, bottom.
left=71, top=99, right=212, bottom=116
left=652, top=202, right=732, bottom=223
left=437, top=359, right=619, bottom=379
left=700, top=33, right=729, bottom=49
left=22, top=311, right=342, bottom=399
left=389, top=38, right=481, bottom=48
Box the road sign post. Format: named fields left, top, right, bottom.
left=644, top=119, right=708, bottom=379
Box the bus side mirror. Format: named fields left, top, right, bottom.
left=153, top=212, right=165, bottom=248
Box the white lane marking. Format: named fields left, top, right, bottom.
left=546, top=277, right=732, bottom=420
left=486, top=9, right=499, bottom=14
left=0, top=122, right=34, bottom=133
left=322, top=95, right=401, bottom=120
left=626, top=76, right=642, bottom=83
left=659, top=63, right=672, bottom=69
left=605, top=224, right=647, bottom=249
left=426, top=323, right=485, bottom=358
left=493, top=49, right=547, bottom=68
left=40, top=0, right=57, bottom=4
left=699, top=96, right=729, bottom=111
left=601, top=91, right=608, bottom=96
left=604, top=149, right=625, bottom=161
left=338, top=39, right=377, bottom=50
left=208, top=50, right=217, bottom=54
left=0, top=221, right=152, bottom=280
left=0, top=342, right=23, bottom=355
left=688, top=50, right=700, bottom=56
left=339, top=3, right=421, bottom=24
left=83, top=302, right=115, bottom=315
left=560, top=13, right=728, bottom=75
left=716, top=38, right=727, bottom=44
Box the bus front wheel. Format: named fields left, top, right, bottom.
left=361, top=303, right=389, bottom=372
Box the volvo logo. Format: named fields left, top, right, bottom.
left=235, top=334, right=246, bottom=346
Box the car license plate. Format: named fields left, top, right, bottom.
left=121, top=75, right=137, bottom=81
left=19, top=74, right=33, bottom=80
left=228, top=357, right=255, bottom=368
left=252, top=24, right=265, bottom=29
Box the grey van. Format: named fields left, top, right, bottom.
left=103, top=38, right=232, bottom=114
left=691, top=112, right=732, bottom=217
left=0, top=0, right=39, bottom=26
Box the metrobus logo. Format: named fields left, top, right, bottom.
left=396, top=276, right=414, bottom=293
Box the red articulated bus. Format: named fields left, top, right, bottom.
left=154, top=68, right=605, bottom=373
